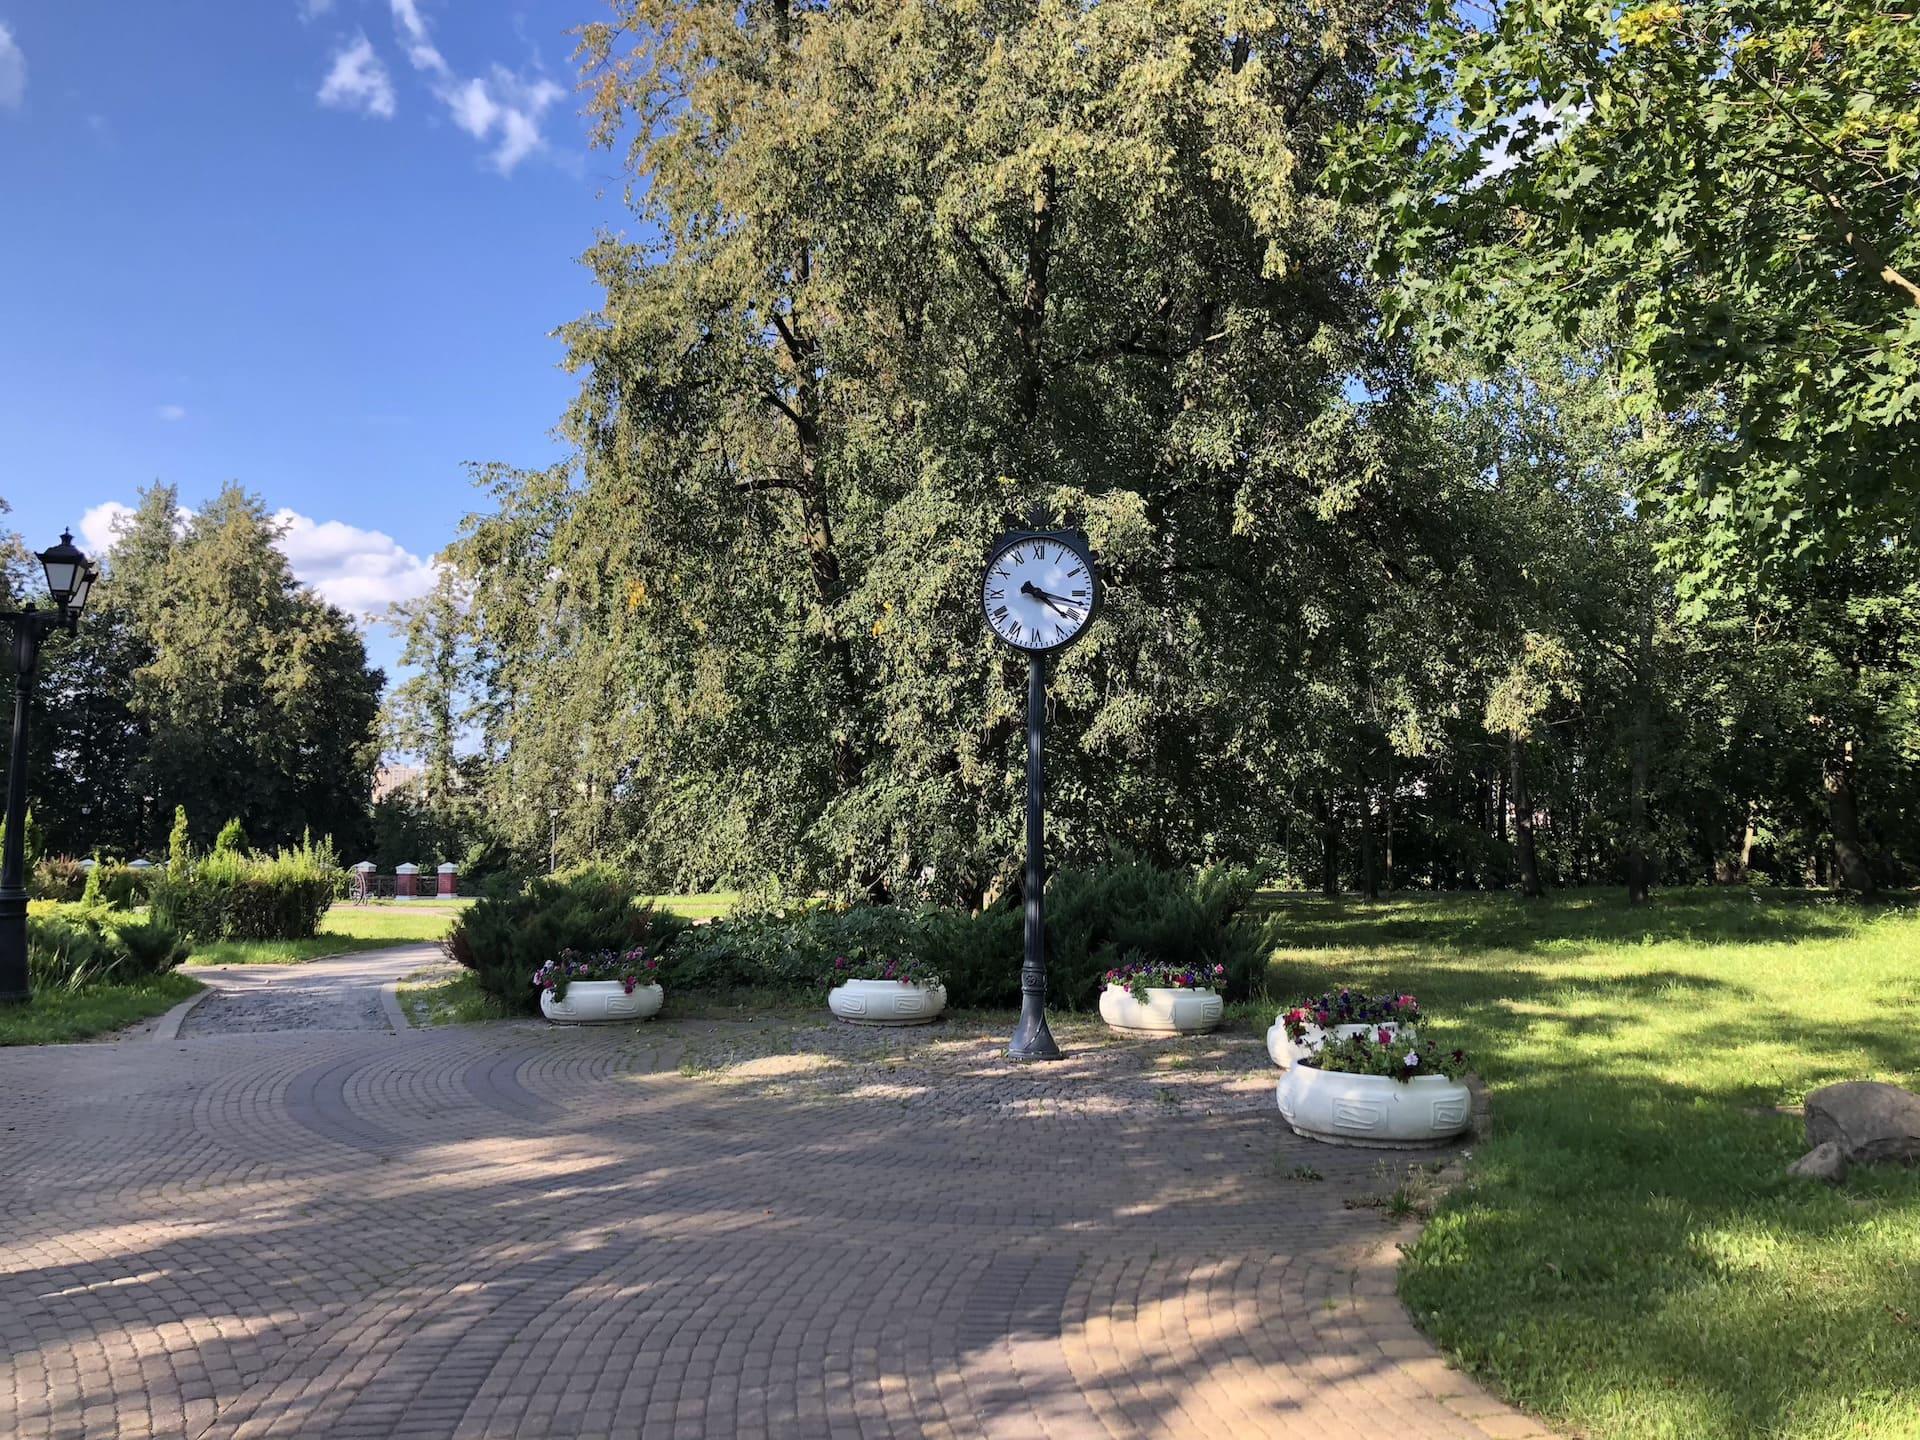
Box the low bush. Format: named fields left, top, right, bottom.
left=27, top=912, right=125, bottom=991
left=660, top=903, right=931, bottom=995
left=111, top=915, right=194, bottom=975
left=28, top=856, right=86, bottom=902
left=658, top=860, right=1275, bottom=1012
left=1040, top=860, right=1275, bottom=1008
left=94, top=864, right=157, bottom=910
left=26, top=905, right=191, bottom=991
left=150, top=836, right=339, bottom=941
left=446, top=865, right=690, bottom=1014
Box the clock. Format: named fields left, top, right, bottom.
left=981, top=529, right=1100, bottom=653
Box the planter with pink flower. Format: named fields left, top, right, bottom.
left=1097, top=959, right=1225, bottom=1035
left=1268, top=987, right=1420, bottom=1068
left=535, top=948, right=664, bottom=1024
left=1276, top=1025, right=1471, bottom=1147
left=826, top=956, right=947, bottom=1026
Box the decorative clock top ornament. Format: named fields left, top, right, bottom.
left=981, top=529, right=1099, bottom=653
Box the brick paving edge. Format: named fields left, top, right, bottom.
left=151, top=983, right=215, bottom=1042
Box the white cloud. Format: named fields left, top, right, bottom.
left=80, top=502, right=136, bottom=558
left=80, top=501, right=437, bottom=622
left=379, top=0, right=561, bottom=173
left=0, top=22, right=26, bottom=110
left=390, top=0, right=449, bottom=76
left=317, top=34, right=396, bottom=120
left=156, top=403, right=188, bottom=422
left=272, top=511, right=439, bottom=619
left=443, top=67, right=561, bottom=173
left=298, top=0, right=335, bottom=20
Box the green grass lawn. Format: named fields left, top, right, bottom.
left=185, top=893, right=735, bottom=967
left=186, top=902, right=460, bottom=965
left=0, top=972, right=204, bottom=1046
left=1261, top=887, right=1920, bottom=1440
left=395, top=965, right=513, bottom=1026
left=647, top=891, right=740, bottom=922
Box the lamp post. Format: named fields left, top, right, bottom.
left=548, top=807, right=559, bottom=875
left=2, top=530, right=96, bottom=1004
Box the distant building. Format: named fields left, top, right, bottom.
left=372, top=764, right=426, bottom=802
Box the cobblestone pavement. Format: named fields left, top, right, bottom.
left=0, top=948, right=1551, bottom=1440
left=179, top=950, right=429, bottom=1036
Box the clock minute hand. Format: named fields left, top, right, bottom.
left=1020, top=581, right=1083, bottom=620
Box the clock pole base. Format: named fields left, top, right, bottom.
left=1007, top=1002, right=1063, bottom=1061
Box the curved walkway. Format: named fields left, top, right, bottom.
left=0, top=947, right=1549, bottom=1440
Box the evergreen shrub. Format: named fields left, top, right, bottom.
left=445, top=865, right=690, bottom=1014
left=659, top=861, right=1276, bottom=1011
left=26, top=905, right=191, bottom=990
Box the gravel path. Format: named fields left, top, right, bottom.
left=178, top=946, right=435, bottom=1035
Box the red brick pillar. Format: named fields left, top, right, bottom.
left=395, top=863, right=419, bottom=900
left=437, top=863, right=457, bottom=898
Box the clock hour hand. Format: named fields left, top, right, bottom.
left=1020, top=581, right=1084, bottom=620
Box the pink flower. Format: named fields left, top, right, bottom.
left=1377, top=1027, right=1394, bottom=1045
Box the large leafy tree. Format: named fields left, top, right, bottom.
left=435, top=0, right=1468, bottom=898
left=1342, top=0, right=1920, bottom=891
left=1347, top=0, right=1919, bottom=588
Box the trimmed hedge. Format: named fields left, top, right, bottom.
left=150, top=838, right=339, bottom=941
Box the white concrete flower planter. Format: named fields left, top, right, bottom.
left=827, top=979, right=947, bottom=1026
left=1275, top=1064, right=1471, bottom=1148
left=540, top=980, right=664, bottom=1025
left=1098, top=984, right=1223, bottom=1035
left=1267, top=1020, right=1405, bottom=1069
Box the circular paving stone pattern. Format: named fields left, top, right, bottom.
left=0, top=949, right=1551, bottom=1440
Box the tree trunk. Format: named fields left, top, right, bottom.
left=1316, top=790, right=1339, bottom=898
left=1359, top=788, right=1380, bottom=900
left=1382, top=752, right=1396, bottom=894
left=1825, top=739, right=1877, bottom=896
left=1509, top=734, right=1544, bottom=898
left=1625, top=582, right=1654, bottom=905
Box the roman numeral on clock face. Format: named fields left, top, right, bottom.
left=993, top=605, right=1009, bottom=621
left=986, top=587, right=1004, bottom=601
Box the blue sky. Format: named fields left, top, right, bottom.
left=0, top=0, right=637, bottom=677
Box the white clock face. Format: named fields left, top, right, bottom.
left=982, top=536, right=1095, bottom=651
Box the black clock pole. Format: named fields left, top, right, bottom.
left=1009, top=650, right=1061, bottom=1060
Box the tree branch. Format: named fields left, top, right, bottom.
left=761, top=389, right=812, bottom=437
left=951, top=224, right=1018, bottom=319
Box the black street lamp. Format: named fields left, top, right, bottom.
left=1, top=530, right=96, bottom=1004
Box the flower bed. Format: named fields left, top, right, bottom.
left=1276, top=1024, right=1472, bottom=1146
left=825, top=955, right=947, bottom=1026
left=1268, top=987, right=1421, bottom=1067
left=1098, top=959, right=1224, bottom=1034
left=535, top=947, right=664, bottom=1024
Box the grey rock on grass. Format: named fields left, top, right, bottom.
left=1805, top=1081, right=1920, bottom=1166
left=1786, top=1141, right=1848, bottom=1184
